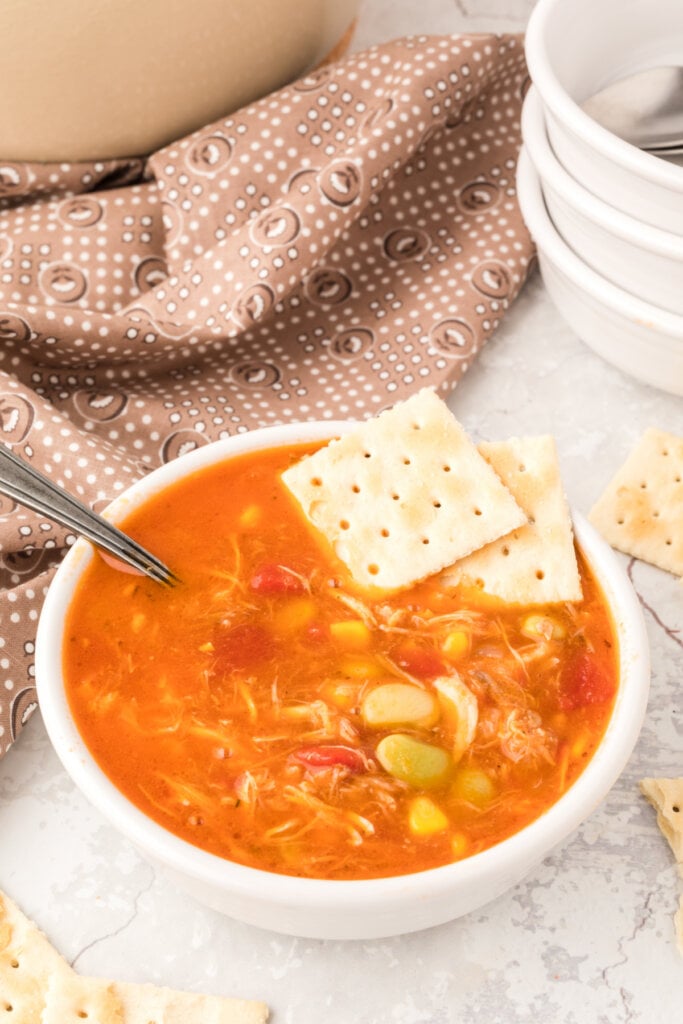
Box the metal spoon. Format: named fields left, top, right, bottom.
left=582, top=66, right=683, bottom=155
left=0, top=443, right=179, bottom=586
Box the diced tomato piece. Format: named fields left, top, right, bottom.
left=558, top=651, right=615, bottom=711
left=249, top=563, right=306, bottom=595
left=392, top=641, right=445, bottom=680
left=292, top=745, right=368, bottom=772
left=212, top=622, right=275, bottom=670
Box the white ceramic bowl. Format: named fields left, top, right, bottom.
left=525, top=0, right=683, bottom=232
left=517, top=147, right=683, bottom=396
left=522, top=87, right=683, bottom=315
left=36, top=422, right=650, bottom=940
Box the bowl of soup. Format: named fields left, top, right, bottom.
left=35, top=418, right=650, bottom=939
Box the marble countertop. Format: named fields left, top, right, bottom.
left=1, top=2, right=682, bottom=1022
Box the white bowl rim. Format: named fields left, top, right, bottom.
left=517, top=146, right=683, bottom=342
left=36, top=421, right=650, bottom=915
left=525, top=0, right=683, bottom=193
left=522, top=87, right=683, bottom=259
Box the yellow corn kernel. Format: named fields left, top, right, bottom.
left=239, top=504, right=262, bottom=529
left=131, top=612, right=146, bottom=635
left=330, top=620, right=372, bottom=650
left=451, top=766, right=496, bottom=807
left=198, top=641, right=215, bottom=654
left=338, top=655, right=384, bottom=680
left=321, top=678, right=360, bottom=711
left=549, top=712, right=568, bottom=732
left=521, top=613, right=565, bottom=641
left=571, top=732, right=589, bottom=758
left=273, top=597, right=316, bottom=633
left=451, top=832, right=468, bottom=859
left=442, top=630, right=469, bottom=660
left=408, top=796, right=449, bottom=836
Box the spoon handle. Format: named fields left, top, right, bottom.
left=0, top=444, right=178, bottom=586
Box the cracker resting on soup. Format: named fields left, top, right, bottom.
left=443, top=435, right=582, bottom=604
left=281, top=389, right=527, bottom=590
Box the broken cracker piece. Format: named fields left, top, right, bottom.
left=589, top=428, right=683, bottom=576
left=110, top=979, right=269, bottom=1024
left=44, top=973, right=269, bottom=1024
left=43, top=973, right=123, bottom=1024
left=640, top=777, right=683, bottom=873
left=0, top=890, right=74, bottom=1024
left=0, top=890, right=269, bottom=1024
left=282, top=388, right=526, bottom=591
left=442, top=435, right=582, bottom=604
left=640, top=777, right=683, bottom=957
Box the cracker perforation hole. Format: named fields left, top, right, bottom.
left=535, top=569, right=545, bottom=580
left=339, top=519, right=350, bottom=531
left=3, top=1004, right=12, bottom=1013
left=9, top=959, right=18, bottom=969
left=77, top=1013, right=88, bottom=1020
left=442, top=464, right=451, bottom=473
left=391, top=493, right=400, bottom=501
left=351, top=484, right=360, bottom=494
left=432, top=500, right=441, bottom=509
left=518, top=464, right=526, bottom=472
left=380, top=528, right=390, bottom=538
left=310, top=477, right=322, bottom=487
left=473, top=508, right=482, bottom=516
left=502, top=546, right=510, bottom=556
left=402, top=457, right=411, bottom=466
left=421, top=538, right=430, bottom=545
left=367, top=564, right=379, bottom=576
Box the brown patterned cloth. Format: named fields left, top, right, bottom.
left=0, top=34, right=533, bottom=758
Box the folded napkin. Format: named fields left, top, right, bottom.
left=0, top=34, right=533, bottom=759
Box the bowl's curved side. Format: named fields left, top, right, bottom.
left=521, top=88, right=683, bottom=260
left=525, top=0, right=683, bottom=195
left=36, top=423, right=650, bottom=939
left=516, top=146, right=683, bottom=396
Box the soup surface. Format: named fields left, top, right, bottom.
left=64, top=442, right=618, bottom=880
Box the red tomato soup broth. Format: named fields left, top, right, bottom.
left=63, top=442, right=618, bottom=880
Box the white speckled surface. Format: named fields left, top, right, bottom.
left=1, top=2, right=682, bottom=1021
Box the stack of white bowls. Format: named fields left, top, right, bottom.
left=519, top=0, right=683, bottom=396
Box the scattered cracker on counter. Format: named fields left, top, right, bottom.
left=589, top=428, right=683, bottom=577
left=640, top=778, right=683, bottom=957
left=442, top=435, right=582, bottom=604
left=0, top=889, right=269, bottom=1024
left=0, top=890, right=74, bottom=1024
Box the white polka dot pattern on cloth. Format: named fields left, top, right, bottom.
left=0, top=34, right=534, bottom=757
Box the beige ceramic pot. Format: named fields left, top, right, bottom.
left=0, top=0, right=359, bottom=162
